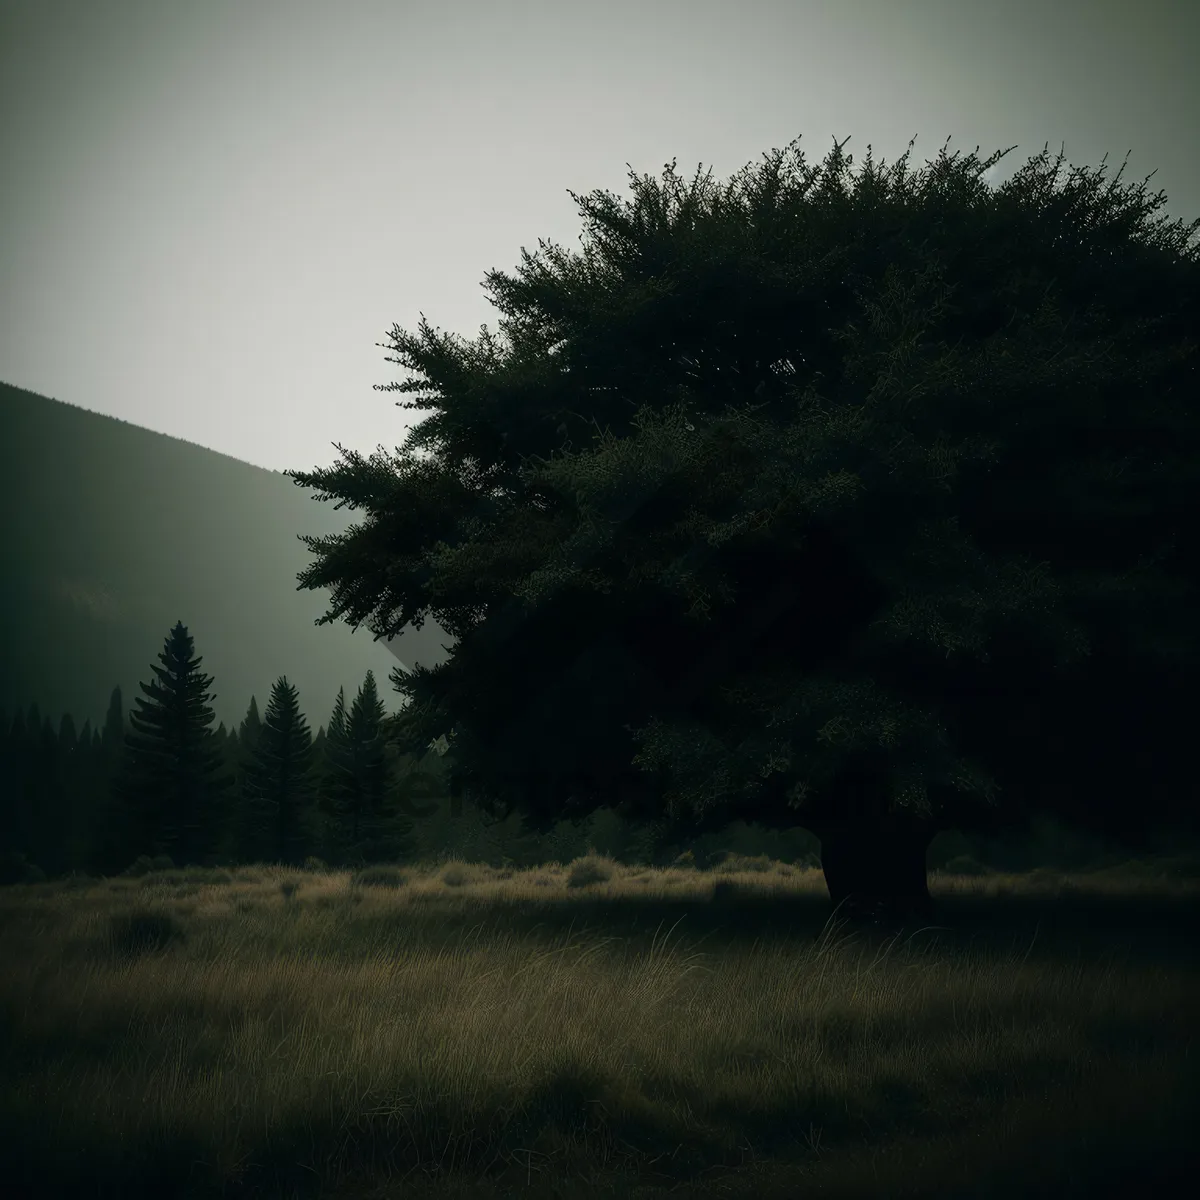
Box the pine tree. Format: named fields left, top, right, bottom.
left=111, top=621, right=234, bottom=867
left=238, top=696, right=263, bottom=761
left=100, top=687, right=124, bottom=766
left=312, top=691, right=345, bottom=859
left=67, top=717, right=99, bottom=874
left=238, top=677, right=319, bottom=866
left=226, top=697, right=264, bottom=861
left=26, top=714, right=67, bottom=876
left=55, top=712, right=92, bottom=875
left=316, top=687, right=356, bottom=861
left=0, top=708, right=34, bottom=880
left=316, top=677, right=411, bottom=864
left=347, top=671, right=411, bottom=863
left=90, top=686, right=136, bottom=875
left=212, top=721, right=243, bottom=864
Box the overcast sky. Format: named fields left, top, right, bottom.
left=3, top=0, right=1196, bottom=476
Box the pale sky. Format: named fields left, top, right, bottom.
left=3, top=0, right=1196, bottom=478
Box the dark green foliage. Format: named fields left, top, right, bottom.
left=287, top=131, right=1200, bottom=917
left=236, top=676, right=319, bottom=867
left=110, top=622, right=235, bottom=867
left=100, top=687, right=125, bottom=763
left=0, top=708, right=34, bottom=869
left=318, top=674, right=415, bottom=865
left=315, top=685, right=354, bottom=856
left=88, top=687, right=137, bottom=875
left=2, top=666, right=437, bottom=878
left=25, top=714, right=68, bottom=877
left=56, top=714, right=103, bottom=875
left=238, top=695, right=263, bottom=761
left=348, top=672, right=390, bottom=808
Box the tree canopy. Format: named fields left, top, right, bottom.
left=111, top=621, right=234, bottom=866
left=288, top=132, right=1200, bottom=915
left=237, top=676, right=318, bottom=867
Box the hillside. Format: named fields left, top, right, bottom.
left=0, top=381, right=456, bottom=731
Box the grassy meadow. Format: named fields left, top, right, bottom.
left=1, top=850, right=1197, bottom=1199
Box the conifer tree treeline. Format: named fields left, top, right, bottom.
left=0, top=619, right=812, bottom=884
left=0, top=621, right=426, bottom=881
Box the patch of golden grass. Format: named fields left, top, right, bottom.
left=0, top=855, right=1195, bottom=1197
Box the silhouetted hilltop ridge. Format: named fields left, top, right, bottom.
left=0, top=380, right=454, bottom=730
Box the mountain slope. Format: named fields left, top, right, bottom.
left=0, top=381, right=455, bottom=731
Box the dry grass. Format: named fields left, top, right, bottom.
left=0, top=854, right=1197, bottom=1199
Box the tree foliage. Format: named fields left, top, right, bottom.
left=238, top=676, right=319, bottom=866
left=318, top=673, right=411, bottom=864
left=111, top=621, right=234, bottom=865
left=287, top=133, right=1200, bottom=871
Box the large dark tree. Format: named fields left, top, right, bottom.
left=111, top=621, right=234, bottom=867
left=287, top=133, right=1200, bottom=922
left=237, top=676, right=318, bottom=866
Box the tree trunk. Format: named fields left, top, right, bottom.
left=817, top=813, right=936, bottom=926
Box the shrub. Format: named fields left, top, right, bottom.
left=107, top=908, right=186, bottom=958
left=303, top=856, right=328, bottom=873
left=441, top=861, right=474, bottom=888
left=566, top=854, right=614, bottom=888
left=351, top=864, right=407, bottom=889
left=150, top=854, right=175, bottom=871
